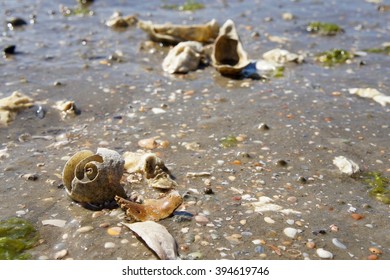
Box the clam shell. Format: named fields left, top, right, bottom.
left=211, top=19, right=250, bottom=76
left=137, top=19, right=219, bottom=44
left=62, top=148, right=126, bottom=205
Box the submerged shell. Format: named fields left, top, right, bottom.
left=62, top=148, right=126, bottom=205
left=262, top=48, right=304, bottom=64
left=211, top=19, right=250, bottom=76
left=162, top=41, right=205, bottom=74
left=138, top=19, right=219, bottom=44
left=115, top=190, right=183, bottom=222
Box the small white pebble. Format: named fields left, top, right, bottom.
left=104, top=242, right=116, bottom=249
left=316, top=248, right=333, bottom=259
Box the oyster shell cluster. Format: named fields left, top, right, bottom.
left=62, top=149, right=182, bottom=221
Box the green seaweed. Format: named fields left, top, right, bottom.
left=306, top=21, right=343, bottom=35
left=315, top=49, right=353, bottom=66
left=162, top=0, right=205, bottom=11
left=220, top=135, right=238, bottom=148
left=363, top=172, right=390, bottom=204
left=363, top=45, right=390, bottom=56
left=0, top=217, right=40, bottom=260
left=273, top=66, right=285, bottom=78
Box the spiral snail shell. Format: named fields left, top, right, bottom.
left=62, top=148, right=127, bottom=205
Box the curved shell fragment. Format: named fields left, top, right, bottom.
left=211, top=19, right=250, bottom=76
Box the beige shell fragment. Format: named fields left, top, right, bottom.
left=137, top=19, right=219, bottom=44
left=262, top=48, right=304, bottom=64
left=211, top=19, right=250, bottom=76
left=162, top=41, right=205, bottom=74
left=0, top=91, right=34, bottom=126
left=53, top=100, right=79, bottom=119
left=123, top=152, right=178, bottom=189
left=106, top=12, right=138, bottom=29
left=348, top=88, right=390, bottom=107
left=116, top=190, right=183, bottom=222
left=62, top=148, right=127, bottom=205
left=122, top=221, right=180, bottom=260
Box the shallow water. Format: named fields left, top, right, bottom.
left=1, top=0, right=389, bottom=260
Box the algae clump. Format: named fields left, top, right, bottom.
left=316, top=49, right=353, bottom=66
left=306, top=22, right=343, bottom=35
left=364, top=172, right=390, bottom=204
left=162, top=0, right=205, bottom=11
left=363, top=45, right=390, bottom=56
left=0, top=217, right=40, bottom=260
left=220, top=135, right=238, bottom=148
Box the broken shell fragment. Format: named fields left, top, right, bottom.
left=348, top=88, right=390, bottom=107
left=211, top=19, right=250, bottom=77
left=137, top=19, right=219, bottom=44
left=0, top=91, right=34, bottom=126
left=262, top=48, right=304, bottom=64
left=53, top=100, right=80, bottom=119
left=62, top=148, right=127, bottom=205
left=115, top=190, right=183, bottom=222
left=333, top=156, right=360, bottom=176
left=122, top=221, right=180, bottom=260
left=123, top=152, right=178, bottom=189
left=162, top=41, right=205, bottom=74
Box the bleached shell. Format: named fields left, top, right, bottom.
left=283, top=227, right=298, bottom=238
left=262, top=48, right=304, bottom=64
left=0, top=91, right=34, bottom=126
left=316, top=248, right=333, bottom=259
left=62, top=148, right=126, bottom=204
left=162, top=41, right=204, bottom=74
left=349, top=88, right=390, bottom=106
left=333, top=156, right=360, bottom=176
left=211, top=19, right=250, bottom=76
left=138, top=19, right=219, bottom=44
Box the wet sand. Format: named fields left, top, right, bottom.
left=0, top=0, right=389, bottom=260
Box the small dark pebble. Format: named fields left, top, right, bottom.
left=173, top=211, right=194, bottom=217
left=35, top=105, right=46, bottom=119
left=203, top=187, right=213, bottom=195
left=297, top=176, right=307, bottom=183
left=53, top=81, right=63, bottom=86
left=7, top=17, right=28, bottom=29
left=312, top=229, right=327, bottom=235
left=113, top=115, right=123, bottom=120
left=275, top=159, right=288, bottom=167
left=258, top=123, right=270, bottom=130
left=3, top=45, right=16, bottom=55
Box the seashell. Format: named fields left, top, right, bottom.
left=333, top=156, right=360, bottom=176
left=162, top=41, right=205, bottom=74
left=123, top=152, right=178, bottom=189
left=211, top=19, right=250, bottom=77
left=348, top=88, right=390, bottom=107
left=137, top=19, right=219, bottom=44
left=0, top=91, right=34, bottom=126
left=262, top=48, right=304, bottom=65
left=53, top=100, right=80, bottom=119
left=62, top=148, right=127, bottom=205
left=106, top=12, right=138, bottom=29
left=115, top=190, right=183, bottom=222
